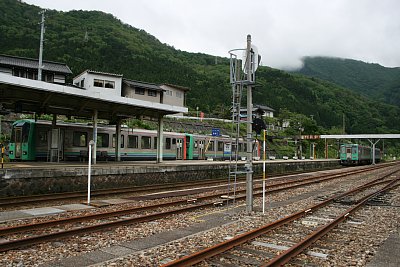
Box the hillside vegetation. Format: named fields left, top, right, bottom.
left=296, top=56, right=400, bottom=106
left=1, top=0, right=400, bottom=136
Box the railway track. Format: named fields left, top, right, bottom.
left=0, top=164, right=397, bottom=253
left=0, top=170, right=319, bottom=209
left=0, top=164, right=390, bottom=209
left=0, top=177, right=237, bottom=208
left=160, top=170, right=400, bottom=266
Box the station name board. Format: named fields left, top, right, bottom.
left=301, top=135, right=320, bottom=140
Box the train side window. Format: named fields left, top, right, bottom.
left=73, top=131, right=87, bottom=147
left=244, top=143, right=247, bottom=152
left=153, top=137, right=158, bottom=149
left=141, top=136, right=151, bottom=149
left=97, top=133, right=109, bottom=148
left=232, top=144, right=237, bottom=152
left=128, top=135, right=138, bottom=148
left=208, top=141, right=215, bottom=151
left=22, top=123, right=30, bottom=143
left=165, top=138, right=172, bottom=149
left=217, top=141, right=224, bottom=151
left=194, top=141, right=198, bottom=148
left=37, top=129, right=48, bottom=146
left=112, top=134, right=124, bottom=148
left=172, top=138, right=176, bottom=145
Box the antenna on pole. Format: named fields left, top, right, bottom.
left=38, top=9, right=46, bottom=81
left=228, top=35, right=261, bottom=214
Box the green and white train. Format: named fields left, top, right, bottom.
left=8, top=120, right=258, bottom=162
left=340, top=143, right=381, bottom=165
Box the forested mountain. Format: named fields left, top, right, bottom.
left=296, top=56, right=400, bottom=106
left=1, top=0, right=400, bottom=134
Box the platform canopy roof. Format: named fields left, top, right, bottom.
left=0, top=74, right=187, bottom=120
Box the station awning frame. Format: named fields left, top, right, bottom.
left=320, top=134, right=400, bottom=139
left=0, top=74, right=187, bottom=120
left=320, top=134, right=400, bottom=165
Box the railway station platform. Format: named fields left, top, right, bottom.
left=0, top=159, right=340, bottom=197
left=0, top=164, right=398, bottom=267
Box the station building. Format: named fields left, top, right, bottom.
left=72, top=70, right=189, bottom=115
left=0, top=54, right=189, bottom=163
left=0, top=54, right=72, bottom=84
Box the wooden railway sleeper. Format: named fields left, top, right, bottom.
left=161, top=171, right=400, bottom=267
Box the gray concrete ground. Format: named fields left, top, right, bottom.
left=366, top=227, right=400, bottom=267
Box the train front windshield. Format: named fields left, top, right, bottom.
left=11, top=121, right=31, bottom=159
left=12, top=122, right=30, bottom=143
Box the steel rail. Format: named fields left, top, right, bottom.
left=1, top=165, right=386, bottom=237
left=0, top=163, right=392, bottom=208
left=0, top=177, right=242, bottom=207
left=0, top=166, right=396, bottom=253
left=0, top=169, right=326, bottom=208
left=160, top=170, right=399, bottom=267
left=262, top=178, right=400, bottom=266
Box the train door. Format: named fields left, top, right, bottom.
left=253, top=140, right=260, bottom=159
left=198, top=140, right=205, bottom=159
left=223, top=142, right=232, bottom=160
left=176, top=138, right=183, bottom=160
left=185, top=134, right=193, bottom=160
left=49, top=128, right=64, bottom=162
left=346, top=146, right=352, bottom=160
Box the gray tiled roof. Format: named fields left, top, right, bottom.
left=254, top=104, right=275, bottom=112
left=0, top=54, right=72, bottom=74
left=86, top=70, right=123, bottom=77
left=123, top=79, right=164, bottom=91
left=239, top=105, right=275, bottom=113
left=161, top=83, right=190, bottom=91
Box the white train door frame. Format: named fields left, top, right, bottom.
left=176, top=138, right=183, bottom=160
left=198, top=140, right=205, bottom=159
left=49, top=128, right=64, bottom=162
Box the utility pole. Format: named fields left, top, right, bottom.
left=229, top=35, right=260, bottom=214
left=245, top=34, right=253, bottom=213
left=38, top=9, right=45, bottom=81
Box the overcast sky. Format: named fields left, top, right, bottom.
left=24, top=0, right=400, bottom=69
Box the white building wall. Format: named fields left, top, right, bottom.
left=123, top=88, right=160, bottom=102
left=160, top=84, right=185, bottom=107
left=73, top=71, right=122, bottom=97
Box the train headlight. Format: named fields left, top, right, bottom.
left=23, top=151, right=27, bottom=155
left=9, top=151, right=13, bottom=155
